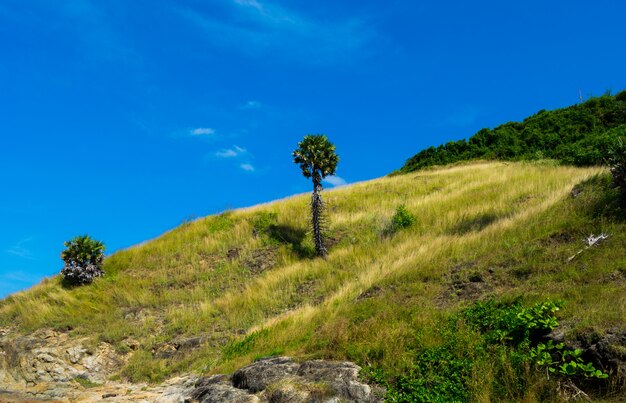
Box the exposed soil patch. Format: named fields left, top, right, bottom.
left=244, top=247, right=278, bottom=275
left=605, top=269, right=626, bottom=283
left=296, top=279, right=317, bottom=295
left=153, top=335, right=212, bottom=359
left=514, top=194, right=537, bottom=204
left=198, top=253, right=223, bottom=267
left=226, top=247, right=240, bottom=260
left=539, top=231, right=576, bottom=246
left=325, top=228, right=347, bottom=251
left=357, top=286, right=383, bottom=301
left=440, top=261, right=496, bottom=304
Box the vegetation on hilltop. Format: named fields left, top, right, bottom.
left=397, top=90, right=626, bottom=174
left=1, top=162, right=624, bottom=401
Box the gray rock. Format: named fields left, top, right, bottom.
left=232, top=356, right=300, bottom=393
left=194, top=383, right=259, bottom=403
left=66, top=345, right=88, bottom=364
left=297, top=360, right=383, bottom=403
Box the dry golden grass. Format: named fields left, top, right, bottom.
left=1, top=161, right=624, bottom=399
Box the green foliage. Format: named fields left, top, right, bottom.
left=60, top=235, right=105, bottom=286
left=362, top=312, right=481, bottom=402
left=530, top=341, right=609, bottom=379
left=250, top=211, right=278, bottom=236
left=122, top=350, right=168, bottom=383
left=223, top=329, right=270, bottom=360
left=292, top=134, right=339, bottom=184
left=366, top=300, right=608, bottom=402
left=463, top=300, right=608, bottom=380
left=462, top=299, right=561, bottom=345
left=73, top=375, right=101, bottom=388
left=206, top=212, right=235, bottom=233
left=607, top=137, right=626, bottom=192
left=398, top=92, right=626, bottom=173
left=366, top=345, right=473, bottom=402
left=391, top=205, right=416, bottom=230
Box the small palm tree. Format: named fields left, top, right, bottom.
left=60, top=235, right=106, bottom=285
left=293, top=134, right=339, bottom=257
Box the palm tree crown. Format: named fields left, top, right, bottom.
left=293, top=134, right=339, bottom=188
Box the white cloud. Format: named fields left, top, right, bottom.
left=216, top=145, right=246, bottom=158
left=191, top=127, right=215, bottom=136
left=234, top=0, right=263, bottom=11
left=216, top=149, right=238, bottom=158
left=323, top=175, right=347, bottom=187
left=6, top=237, right=35, bottom=260
left=240, top=163, right=255, bottom=172
left=241, top=100, right=262, bottom=109
left=176, top=1, right=374, bottom=64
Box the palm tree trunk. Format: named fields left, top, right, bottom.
left=311, top=175, right=327, bottom=257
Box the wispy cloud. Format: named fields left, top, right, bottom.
left=6, top=237, right=35, bottom=260
left=241, top=100, right=262, bottom=109
left=191, top=127, right=216, bottom=136
left=234, top=0, right=263, bottom=11
left=215, top=145, right=246, bottom=158
left=175, top=0, right=374, bottom=64
left=323, top=175, right=347, bottom=187
left=240, top=163, right=255, bottom=172
left=2, top=270, right=37, bottom=283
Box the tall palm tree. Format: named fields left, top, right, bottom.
left=293, top=134, right=339, bottom=257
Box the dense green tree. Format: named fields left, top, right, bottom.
left=397, top=92, right=626, bottom=174
left=60, top=235, right=105, bottom=285
left=293, top=135, right=339, bottom=257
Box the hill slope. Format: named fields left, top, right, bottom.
left=398, top=91, right=626, bottom=174
left=1, top=161, right=625, bottom=401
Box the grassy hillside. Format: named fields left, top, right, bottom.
left=397, top=90, right=626, bottom=174
left=1, top=161, right=625, bottom=401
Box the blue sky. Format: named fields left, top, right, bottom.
left=1, top=0, right=625, bottom=298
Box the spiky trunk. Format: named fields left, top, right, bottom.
left=311, top=171, right=327, bottom=257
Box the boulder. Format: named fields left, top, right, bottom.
left=232, top=356, right=300, bottom=392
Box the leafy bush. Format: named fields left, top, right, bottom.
left=366, top=345, right=473, bottom=402
left=463, top=299, right=607, bottom=380
left=392, top=205, right=416, bottom=230
left=365, top=300, right=608, bottom=402
left=60, top=235, right=105, bottom=285
left=607, top=137, right=626, bottom=192
left=250, top=211, right=278, bottom=236
left=461, top=299, right=560, bottom=345
left=397, top=92, right=626, bottom=174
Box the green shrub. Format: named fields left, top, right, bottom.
left=463, top=299, right=608, bottom=380
left=363, top=318, right=475, bottom=403
left=398, top=91, right=626, bottom=174
left=392, top=205, right=416, bottom=230
left=250, top=211, right=278, bottom=236
left=60, top=235, right=105, bottom=286
left=607, top=137, right=626, bottom=192
left=365, top=300, right=608, bottom=402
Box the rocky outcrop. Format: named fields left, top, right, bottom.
left=0, top=328, right=123, bottom=386
left=576, top=328, right=626, bottom=384
left=0, top=327, right=140, bottom=401
left=232, top=356, right=300, bottom=392
left=192, top=356, right=384, bottom=403
left=0, top=326, right=383, bottom=402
